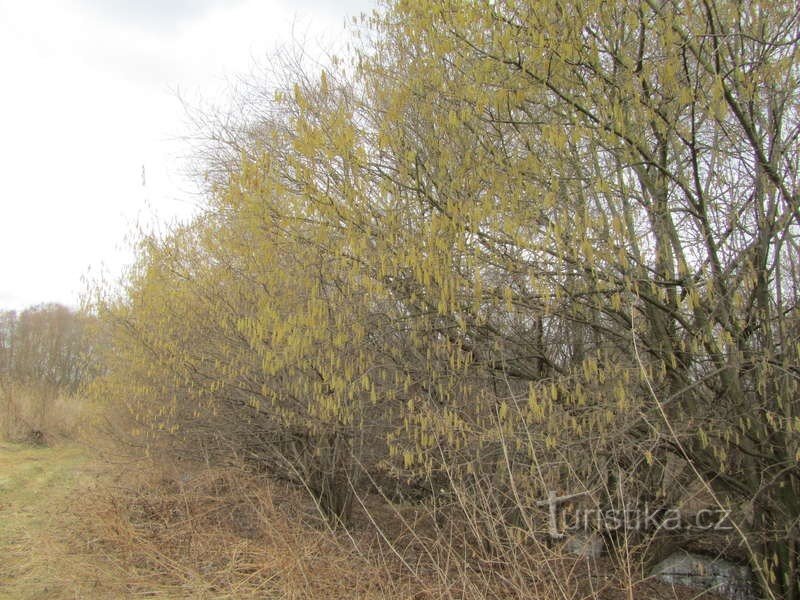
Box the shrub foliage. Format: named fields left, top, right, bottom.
left=91, top=1, right=800, bottom=597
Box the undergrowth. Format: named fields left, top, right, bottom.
left=65, top=458, right=725, bottom=600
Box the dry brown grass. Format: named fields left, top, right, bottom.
left=71, top=461, right=427, bottom=599
left=0, top=436, right=729, bottom=599
left=0, top=384, right=92, bottom=444
left=62, top=457, right=726, bottom=600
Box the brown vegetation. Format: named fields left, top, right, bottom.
left=0, top=304, right=96, bottom=443
left=66, top=457, right=730, bottom=600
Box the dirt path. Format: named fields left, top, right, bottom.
left=0, top=442, right=92, bottom=599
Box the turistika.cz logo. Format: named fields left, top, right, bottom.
left=543, top=491, right=733, bottom=538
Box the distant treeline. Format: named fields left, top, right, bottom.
left=0, top=304, right=96, bottom=393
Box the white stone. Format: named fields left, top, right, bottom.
left=650, top=551, right=757, bottom=600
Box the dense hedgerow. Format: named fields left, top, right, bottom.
left=91, top=2, right=800, bottom=597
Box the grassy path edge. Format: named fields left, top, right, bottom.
left=0, top=442, right=91, bottom=600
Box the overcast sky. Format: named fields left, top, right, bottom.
left=0, top=0, right=374, bottom=311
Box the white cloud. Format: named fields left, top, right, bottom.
left=73, top=0, right=231, bottom=33
left=0, top=0, right=374, bottom=311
